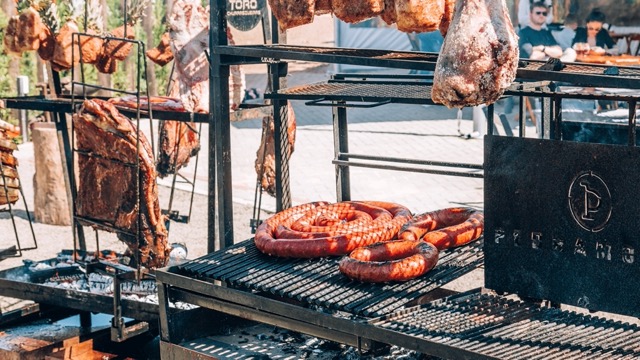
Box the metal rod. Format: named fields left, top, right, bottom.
left=333, top=101, right=350, bottom=201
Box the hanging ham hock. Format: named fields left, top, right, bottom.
left=431, top=0, right=518, bottom=108
left=73, top=99, right=170, bottom=268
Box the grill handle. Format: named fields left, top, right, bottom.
left=304, top=98, right=392, bottom=108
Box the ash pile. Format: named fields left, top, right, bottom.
left=25, top=249, right=194, bottom=309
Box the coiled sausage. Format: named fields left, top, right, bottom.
left=398, top=207, right=484, bottom=250
left=254, top=201, right=412, bottom=258
left=338, top=240, right=439, bottom=282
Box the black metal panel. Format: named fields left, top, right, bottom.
left=485, top=135, right=640, bottom=317
left=176, top=238, right=483, bottom=317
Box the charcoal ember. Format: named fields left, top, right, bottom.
left=539, top=57, right=565, bottom=71
left=604, top=66, right=620, bottom=75
left=73, top=99, right=170, bottom=268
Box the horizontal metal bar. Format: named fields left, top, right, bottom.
left=157, top=269, right=364, bottom=328
left=342, top=152, right=484, bottom=169
left=74, top=216, right=138, bottom=238
left=71, top=82, right=139, bottom=97
left=332, top=159, right=484, bottom=178
left=305, top=98, right=392, bottom=108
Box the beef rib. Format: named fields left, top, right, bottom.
left=73, top=99, right=170, bottom=268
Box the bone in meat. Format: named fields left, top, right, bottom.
left=160, top=6, right=244, bottom=176
left=73, top=99, right=170, bottom=268
left=332, top=0, right=384, bottom=24
left=168, top=0, right=210, bottom=113
left=431, top=0, right=518, bottom=108
left=268, top=0, right=315, bottom=30
left=255, top=102, right=296, bottom=197
left=394, top=0, right=444, bottom=33
left=52, top=20, right=81, bottom=70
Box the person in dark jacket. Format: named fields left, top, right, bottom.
left=572, top=8, right=618, bottom=54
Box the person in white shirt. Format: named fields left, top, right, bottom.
left=552, top=14, right=578, bottom=50
left=517, top=0, right=553, bottom=29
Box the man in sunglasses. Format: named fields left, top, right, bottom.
left=518, top=1, right=563, bottom=60
left=517, top=0, right=553, bottom=29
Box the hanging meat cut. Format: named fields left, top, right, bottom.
left=168, top=0, right=210, bottom=113
left=0, top=134, right=19, bottom=206
left=268, top=0, right=315, bottom=30
left=255, top=102, right=296, bottom=196
left=73, top=99, right=170, bottom=268
left=161, top=4, right=245, bottom=177
left=4, top=7, right=45, bottom=54
left=146, top=32, right=174, bottom=66
left=332, top=0, right=384, bottom=24
left=394, top=0, right=444, bottom=33
left=431, top=0, right=518, bottom=108
left=51, top=20, right=80, bottom=71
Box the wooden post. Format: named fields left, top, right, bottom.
left=32, top=122, right=71, bottom=225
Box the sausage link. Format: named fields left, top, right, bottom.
left=254, top=201, right=412, bottom=258
left=398, top=207, right=484, bottom=250
left=339, top=240, right=439, bottom=282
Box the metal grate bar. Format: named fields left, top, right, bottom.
left=176, top=239, right=483, bottom=317
left=370, top=290, right=640, bottom=359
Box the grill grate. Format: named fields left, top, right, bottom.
left=176, top=239, right=483, bottom=317
left=371, top=290, right=640, bottom=359
left=269, top=82, right=434, bottom=104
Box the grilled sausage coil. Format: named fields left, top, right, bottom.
left=398, top=207, right=484, bottom=250
left=254, top=201, right=412, bottom=258
left=339, top=239, right=439, bottom=282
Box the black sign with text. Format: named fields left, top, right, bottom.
left=485, top=135, right=640, bottom=318
left=227, top=0, right=265, bottom=31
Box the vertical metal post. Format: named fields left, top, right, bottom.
left=486, top=104, right=494, bottom=136
left=629, top=100, right=637, bottom=146
left=333, top=102, right=350, bottom=201
left=552, top=96, right=562, bottom=141
left=270, top=62, right=291, bottom=211
left=157, top=282, right=172, bottom=342
left=209, top=0, right=233, bottom=252
left=541, top=90, right=553, bottom=139
left=16, top=76, right=29, bottom=141
left=270, top=12, right=291, bottom=212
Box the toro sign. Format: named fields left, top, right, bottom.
left=227, top=0, right=265, bottom=31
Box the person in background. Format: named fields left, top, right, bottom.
left=519, top=1, right=563, bottom=60
left=572, top=8, right=618, bottom=55
left=552, top=13, right=578, bottom=50
left=517, top=0, right=553, bottom=29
